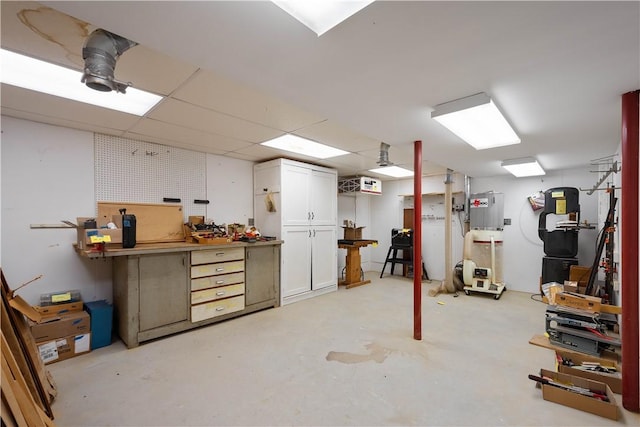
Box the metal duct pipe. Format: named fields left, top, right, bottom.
left=444, top=169, right=454, bottom=292
left=377, top=142, right=393, bottom=166
left=464, top=174, right=471, bottom=233
left=82, top=29, right=138, bottom=93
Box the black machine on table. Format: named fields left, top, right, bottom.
left=545, top=304, right=620, bottom=356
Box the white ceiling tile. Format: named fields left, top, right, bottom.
left=4, top=1, right=637, bottom=178
left=121, top=131, right=229, bottom=156
left=1, top=84, right=140, bottom=130
left=149, top=98, right=282, bottom=143
left=127, top=118, right=254, bottom=152
left=172, top=69, right=326, bottom=131
left=294, top=120, right=380, bottom=153
left=0, top=3, right=198, bottom=97
left=116, top=48, right=199, bottom=96
left=230, top=143, right=317, bottom=163
left=1, top=2, right=88, bottom=70
left=1, top=107, right=125, bottom=137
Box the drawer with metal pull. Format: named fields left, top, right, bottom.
left=191, top=271, right=245, bottom=291
left=191, top=295, right=245, bottom=323
left=191, top=283, right=245, bottom=305
left=190, top=260, right=245, bottom=279
left=191, top=247, right=244, bottom=265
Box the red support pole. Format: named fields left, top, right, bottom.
left=621, top=90, right=640, bottom=412
left=414, top=140, right=422, bottom=340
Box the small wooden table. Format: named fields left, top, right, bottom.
left=338, top=239, right=378, bottom=289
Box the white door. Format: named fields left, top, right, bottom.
left=281, top=226, right=312, bottom=297
left=310, top=169, right=337, bottom=226
left=282, top=164, right=311, bottom=226
left=312, top=226, right=337, bottom=290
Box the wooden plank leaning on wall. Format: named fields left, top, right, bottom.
left=1, top=269, right=56, bottom=425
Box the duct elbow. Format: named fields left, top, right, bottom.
left=82, top=29, right=138, bottom=93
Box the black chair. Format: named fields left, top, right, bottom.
left=380, top=229, right=428, bottom=279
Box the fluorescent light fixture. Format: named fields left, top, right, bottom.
left=368, top=166, right=414, bottom=178
left=431, top=92, right=520, bottom=150
left=261, top=134, right=349, bottom=159
left=0, top=48, right=162, bottom=116
left=272, top=0, right=374, bottom=36
left=501, top=157, right=545, bottom=177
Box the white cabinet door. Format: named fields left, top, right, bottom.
left=282, top=164, right=311, bottom=226
left=281, top=226, right=312, bottom=297
left=312, top=226, right=337, bottom=290
left=310, top=169, right=337, bottom=226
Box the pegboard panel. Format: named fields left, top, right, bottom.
left=95, top=134, right=206, bottom=220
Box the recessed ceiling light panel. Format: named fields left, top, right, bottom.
left=272, top=0, right=374, bottom=36
left=431, top=92, right=520, bottom=150
left=501, top=157, right=545, bottom=177
left=261, top=134, right=349, bottom=159
left=1, top=48, right=162, bottom=116
left=368, top=166, right=414, bottom=178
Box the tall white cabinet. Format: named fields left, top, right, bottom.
left=254, top=158, right=338, bottom=305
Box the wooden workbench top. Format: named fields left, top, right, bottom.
left=76, top=239, right=283, bottom=258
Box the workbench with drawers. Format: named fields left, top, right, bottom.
left=77, top=240, right=281, bottom=348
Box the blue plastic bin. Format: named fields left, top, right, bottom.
left=84, top=300, right=113, bottom=350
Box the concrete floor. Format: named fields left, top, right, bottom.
left=48, top=272, right=640, bottom=426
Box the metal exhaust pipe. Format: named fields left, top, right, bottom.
left=82, top=29, right=137, bottom=93
left=377, top=142, right=393, bottom=166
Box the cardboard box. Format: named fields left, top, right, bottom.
left=29, top=311, right=90, bottom=341
left=36, top=333, right=91, bottom=365
left=189, top=216, right=205, bottom=225
left=76, top=216, right=123, bottom=249
left=556, top=351, right=622, bottom=394
left=34, top=301, right=83, bottom=317
left=342, top=226, right=364, bottom=240
left=536, top=369, right=618, bottom=420
left=556, top=292, right=601, bottom=313
left=569, top=265, right=591, bottom=288
left=192, top=235, right=232, bottom=245
left=82, top=228, right=123, bottom=246
left=563, top=280, right=578, bottom=293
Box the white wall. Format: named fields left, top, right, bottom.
left=205, top=154, right=254, bottom=226
left=368, top=174, right=465, bottom=280
left=337, top=192, right=373, bottom=276
left=1, top=116, right=111, bottom=305
left=1, top=116, right=605, bottom=300
left=1, top=116, right=255, bottom=305
left=363, top=169, right=600, bottom=294
left=471, top=168, right=599, bottom=293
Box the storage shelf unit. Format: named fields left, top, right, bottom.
left=254, top=158, right=338, bottom=306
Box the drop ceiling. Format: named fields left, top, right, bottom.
left=1, top=1, right=638, bottom=179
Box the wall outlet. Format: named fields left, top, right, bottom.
left=504, top=218, right=512, bottom=226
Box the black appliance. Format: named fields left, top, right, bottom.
left=119, top=208, right=136, bottom=248
left=538, top=187, right=580, bottom=288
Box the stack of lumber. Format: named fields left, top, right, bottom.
left=1, top=269, right=57, bottom=426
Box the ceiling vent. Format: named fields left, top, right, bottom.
left=377, top=142, right=394, bottom=166
left=82, top=29, right=137, bottom=93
